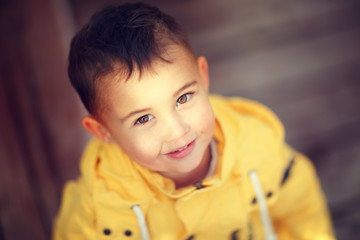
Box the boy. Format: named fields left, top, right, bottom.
left=53, top=2, right=336, bottom=240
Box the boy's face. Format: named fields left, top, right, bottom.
left=89, top=46, right=215, bottom=181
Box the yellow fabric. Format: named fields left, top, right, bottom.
left=53, top=95, right=336, bottom=240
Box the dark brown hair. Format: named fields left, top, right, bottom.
left=68, top=2, right=192, bottom=116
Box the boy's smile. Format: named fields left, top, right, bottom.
left=165, top=139, right=196, bottom=159
left=86, top=45, right=215, bottom=187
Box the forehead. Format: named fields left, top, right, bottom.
left=97, top=45, right=199, bottom=117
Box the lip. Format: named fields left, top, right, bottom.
left=165, top=139, right=196, bottom=159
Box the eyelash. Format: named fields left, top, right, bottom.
left=176, top=92, right=193, bottom=106
left=134, top=92, right=194, bottom=126
left=135, top=114, right=154, bottom=125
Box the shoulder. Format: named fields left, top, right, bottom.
left=209, top=95, right=290, bottom=179
left=78, top=138, right=104, bottom=188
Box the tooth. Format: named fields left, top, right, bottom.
left=175, top=145, right=188, bottom=152
left=180, top=145, right=187, bottom=151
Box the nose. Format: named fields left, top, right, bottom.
left=161, top=112, right=190, bottom=142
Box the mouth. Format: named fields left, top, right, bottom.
left=166, top=139, right=196, bottom=159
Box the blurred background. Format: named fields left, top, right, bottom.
left=0, top=0, right=359, bottom=239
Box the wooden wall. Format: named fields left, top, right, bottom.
left=0, top=0, right=88, bottom=239
left=0, top=0, right=359, bottom=239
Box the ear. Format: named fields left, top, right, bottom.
left=82, top=116, right=113, bottom=144
left=197, top=56, right=210, bottom=91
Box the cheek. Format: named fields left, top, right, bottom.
left=118, top=132, right=162, bottom=165
left=192, top=101, right=215, bottom=135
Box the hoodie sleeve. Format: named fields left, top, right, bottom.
left=272, top=148, right=336, bottom=240
left=52, top=178, right=97, bottom=240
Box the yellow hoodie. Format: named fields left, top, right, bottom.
left=53, top=95, right=336, bottom=240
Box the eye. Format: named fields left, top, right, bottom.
left=176, top=93, right=192, bottom=106
left=135, top=114, right=153, bottom=125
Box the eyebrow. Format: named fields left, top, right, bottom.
left=121, top=80, right=198, bottom=122
left=173, top=80, right=197, bottom=97
left=120, top=107, right=152, bottom=122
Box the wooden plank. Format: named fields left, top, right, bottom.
left=317, top=143, right=360, bottom=239
left=188, top=1, right=360, bottom=59
left=208, top=28, right=360, bottom=95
